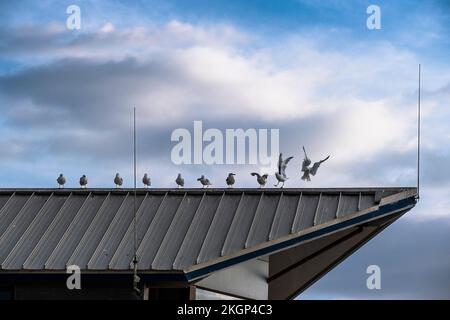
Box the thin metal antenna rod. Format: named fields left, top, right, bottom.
left=417, top=64, right=421, bottom=200
left=132, top=107, right=140, bottom=294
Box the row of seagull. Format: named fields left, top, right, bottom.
left=56, top=147, right=330, bottom=189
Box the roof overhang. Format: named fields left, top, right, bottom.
left=0, top=187, right=417, bottom=299
left=190, top=189, right=416, bottom=299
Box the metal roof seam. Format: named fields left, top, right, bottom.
left=22, top=192, right=74, bottom=269
left=86, top=192, right=130, bottom=269
left=136, top=192, right=187, bottom=269
left=134, top=192, right=171, bottom=269
left=43, top=192, right=93, bottom=269
left=172, top=192, right=209, bottom=269
left=357, top=192, right=362, bottom=211
left=219, top=192, right=246, bottom=257
left=244, top=192, right=266, bottom=249
left=290, top=192, right=303, bottom=233
left=0, top=191, right=16, bottom=217
left=268, top=192, right=284, bottom=241
left=174, top=192, right=224, bottom=268
left=65, top=192, right=113, bottom=269
left=107, top=192, right=149, bottom=270
left=335, top=192, right=342, bottom=219
left=151, top=192, right=191, bottom=269
left=313, top=193, right=323, bottom=226
left=0, top=192, right=35, bottom=245
left=195, top=192, right=226, bottom=265
left=3, top=192, right=56, bottom=269
left=1, top=192, right=49, bottom=269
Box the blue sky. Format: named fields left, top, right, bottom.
left=0, top=0, right=449, bottom=299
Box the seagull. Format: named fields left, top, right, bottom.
left=301, top=146, right=330, bottom=182
left=251, top=172, right=268, bottom=188
left=114, top=173, right=123, bottom=188
left=274, top=153, right=293, bottom=188
left=57, top=174, right=66, bottom=188
left=79, top=175, right=88, bottom=188
left=142, top=173, right=151, bottom=188
left=197, top=175, right=212, bottom=188
left=175, top=173, right=184, bottom=188
left=226, top=173, right=236, bottom=188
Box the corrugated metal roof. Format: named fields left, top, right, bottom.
left=0, top=188, right=415, bottom=272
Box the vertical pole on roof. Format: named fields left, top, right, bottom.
left=417, top=64, right=421, bottom=200
left=133, top=107, right=141, bottom=295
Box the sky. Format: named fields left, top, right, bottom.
left=0, top=0, right=449, bottom=299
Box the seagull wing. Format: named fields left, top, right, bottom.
left=280, top=156, right=293, bottom=177
left=310, top=155, right=330, bottom=176
left=251, top=172, right=262, bottom=179
left=301, top=158, right=311, bottom=172
left=277, top=153, right=282, bottom=174
left=301, top=147, right=311, bottom=172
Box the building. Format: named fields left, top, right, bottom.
left=0, top=187, right=417, bottom=300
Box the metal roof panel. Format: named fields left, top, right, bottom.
left=222, top=193, right=262, bottom=256
left=136, top=193, right=185, bottom=269
left=0, top=193, right=29, bottom=237
left=151, top=194, right=203, bottom=270
left=23, top=194, right=88, bottom=269
left=0, top=188, right=416, bottom=273
left=269, top=194, right=301, bottom=240
left=173, top=193, right=223, bottom=269
left=45, top=193, right=107, bottom=269
left=291, top=193, right=320, bottom=232
left=337, top=194, right=359, bottom=218
left=2, top=193, right=68, bottom=270
left=109, top=193, right=165, bottom=270
left=245, top=193, right=281, bottom=248
left=88, top=194, right=145, bottom=270
left=67, top=193, right=126, bottom=268
left=197, top=193, right=243, bottom=264
left=0, top=194, right=48, bottom=266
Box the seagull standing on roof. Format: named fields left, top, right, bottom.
left=197, top=175, right=212, bottom=188
left=142, top=173, right=151, bottom=188
left=79, top=175, right=88, bottom=188
left=176, top=173, right=184, bottom=188
left=251, top=172, right=268, bottom=188
left=114, top=173, right=123, bottom=188
left=57, top=174, right=66, bottom=188
left=301, top=146, right=330, bottom=182
left=274, top=153, right=293, bottom=188
left=226, top=173, right=236, bottom=188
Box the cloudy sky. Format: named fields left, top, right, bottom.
left=0, top=0, right=449, bottom=299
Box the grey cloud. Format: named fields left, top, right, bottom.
left=0, top=57, right=184, bottom=128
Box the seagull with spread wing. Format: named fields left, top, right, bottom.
left=251, top=172, right=269, bottom=188
left=301, top=146, right=330, bottom=182
left=274, top=153, right=293, bottom=188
